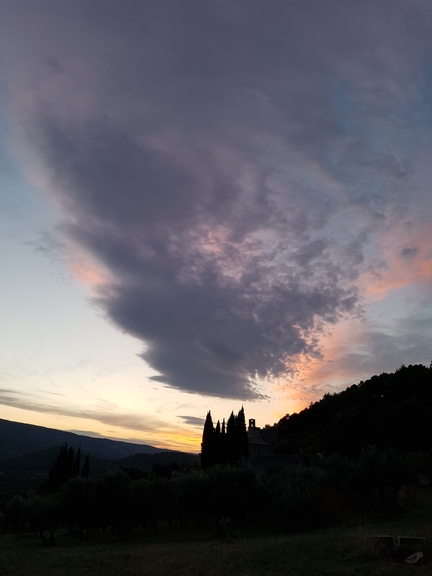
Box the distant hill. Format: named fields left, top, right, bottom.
left=277, top=363, right=432, bottom=457
left=0, top=418, right=167, bottom=462
left=0, top=446, right=61, bottom=474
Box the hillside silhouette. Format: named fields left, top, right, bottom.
left=277, top=363, right=432, bottom=456
left=0, top=418, right=167, bottom=462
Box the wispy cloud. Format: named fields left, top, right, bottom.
left=177, top=415, right=205, bottom=428
left=0, top=387, right=166, bottom=433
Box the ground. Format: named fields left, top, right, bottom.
left=1, top=488, right=431, bottom=576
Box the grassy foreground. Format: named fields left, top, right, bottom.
left=1, top=489, right=432, bottom=576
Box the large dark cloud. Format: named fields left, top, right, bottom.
left=1, top=1, right=431, bottom=398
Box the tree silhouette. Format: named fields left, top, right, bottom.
left=40, top=443, right=90, bottom=493
left=81, top=454, right=90, bottom=478
left=201, top=411, right=215, bottom=469
left=236, top=406, right=249, bottom=463
left=276, top=363, right=432, bottom=457
left=201, top=407, right=249, bottom=467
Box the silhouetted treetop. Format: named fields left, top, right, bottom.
left=40, top=443, right=90, bottom=494
left=201, top=407, right=249, bottom=468
left=277, top=363, right=432, bottom=456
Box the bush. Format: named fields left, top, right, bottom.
left=175, top=471, right=212, bottom=525
left=263, top=464, right=325, bottom=531
left=91, top=470, right=133, bottom=539
left=206, top=465, right=258, bottom=521
left=5, top=492, right=59, bottom=545
left=269, top=487, right=317, bottom=531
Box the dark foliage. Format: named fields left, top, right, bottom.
left=151, top=462, right=179, bottom=479
left=277, top=363, right=432, bottom=456
left=4, top=451, right=430, bottom=542
left=201, top=407, right=248, bottom=469
left=39, top=444, right=90, bottom=494
left=81, top=454, right=90, bottom=478
left=4, top=492, right=59, bottom=545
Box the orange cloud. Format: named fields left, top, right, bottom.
left=360, top=222, right=432, bottom=300
left=66, top=250, right=111, bottom=287
left=269, top=317, right=375, bottom=417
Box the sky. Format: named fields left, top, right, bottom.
left=1, top=1, right=432, bottom=452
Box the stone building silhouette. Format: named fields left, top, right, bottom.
left=248, top=419, right=302, bottom=468
left=247, top=419, right=272, bottom=467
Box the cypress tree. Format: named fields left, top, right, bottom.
left=237, top=406, right=249, bottom=462
left=41, top=443, right=77, bottom=493
left=201, top=411, right=215, bottom=469
left=220, top=418, right=227, bottom=465
left=226, top=411, right=237, bottom=465
left=66, top=445, right=75, bottom=482
left=81, top=454, right=90, bottom=478
left=73, top=446, right=81, bottom=477
left=201, top=408, right=249, bottom=467
left=214, top=420, right=221, bottom=465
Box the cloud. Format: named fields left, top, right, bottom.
left=0, top=387, right=166, bottom=433
left=2, top=1, right=432, bottom=399
left=293, top=295, right=432, bottom=401
left=177, top=416, right=205, bottom=428
left=400, top=247, right=419, bottom=260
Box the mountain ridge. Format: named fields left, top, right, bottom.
left=0, top=418, right=170, bottom=462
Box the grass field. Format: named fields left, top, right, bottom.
left=1, top=488, right=431, bottom=576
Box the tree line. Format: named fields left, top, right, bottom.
left=276, top=363, right=432, bottom=457
left=3, top=446, right=430, bottom=545
left=200, top=407, right=249, bottom=469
